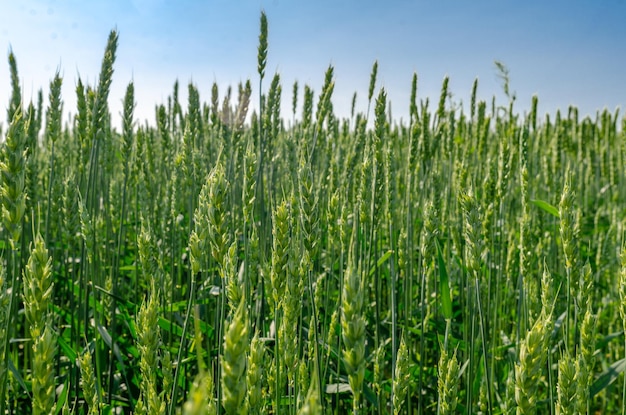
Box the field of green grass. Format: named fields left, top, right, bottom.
left=0, top=12, right=625, bottom=415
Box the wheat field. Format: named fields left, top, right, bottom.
left=0, top=12, right=625, bottom=415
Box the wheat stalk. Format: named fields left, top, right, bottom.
left=438, top=347, right=460, bottom=415
left=183, top=371, right=216, bottom=415
left=515, top=263, right=554, bottom=414
left=221, top=297, right=249, bottom=415
left=342, top=233, right=366, bottom=414
left=79, top=349, right=99, bottom=415
left=515, top=311, right=553, bottom=414
left=246, top=332, right=265, bottom=415
left=23, top=234, right=56, bottom=415
left=556, top=353, right=577, bottom=415
left=393, top=334, right=411, bottom=415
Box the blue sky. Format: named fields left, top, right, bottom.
left=1, top=0, right=625, bottom=130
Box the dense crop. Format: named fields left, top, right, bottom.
left=0, top=12, right=625, bottom=415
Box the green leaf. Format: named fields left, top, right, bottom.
left=530, top=199, right=559, bottom=217
left=590, top=357, right=626, bottom=397
left=55, top=381, right=69, bottom=415
left=58, top=336, right=77, bottom=361
left=8, top=358, right=30, bottom=399
left=325, top=383, right=351, bottom=394
left=594, top=331, right=623, bottom=354
left=436, top=239, right=453, bottom=320
left=551, top=311, right=567, bottom=340
left=368, top=249, right=394, bottom=277
left=97, top=323, right=127, bottom=371
left=159, top=316, right=184, bottom=337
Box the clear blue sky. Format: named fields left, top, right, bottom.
left=1, top=0, right=625, bottom=130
